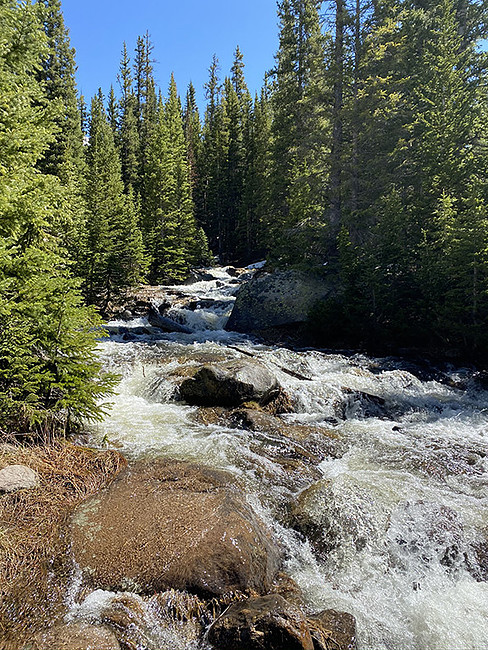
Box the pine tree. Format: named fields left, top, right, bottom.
left=0, top=0, right=114, bottom=440
left=118, top=42, right=140, bottom=191
left=198, top=55, right=228, bottom=258
left=183, top=82, right=202, bottom=202
left=144, top=75, right=209, bottom=281
left=239, top=87, right=272, bottom=261
left=134, top=32, right=157, bottom=193
left=85, top=90, right=145, bottom=308
left=107, top=84, right=119, bottom=137
left=269, top=0, right=329, bottom=266
left=36, top=0, right=85, bottom=180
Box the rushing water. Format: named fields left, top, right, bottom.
left=79, top=266, right=488, bottom=650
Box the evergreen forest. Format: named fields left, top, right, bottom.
left=1, top=0, right=488, bottom=440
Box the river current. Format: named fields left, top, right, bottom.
left=83, top=266, right=488, bottom=650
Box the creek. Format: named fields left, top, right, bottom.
left=83, top=266, right=488, bottom=650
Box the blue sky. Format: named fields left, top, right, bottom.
left=62, top=0, right=280, bottom=111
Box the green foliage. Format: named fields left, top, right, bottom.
left=0, top=0, right=115, bottom=440
left=268, top=0, right=330, bottom=266
left=84, top=90, right=146, bottom=308
left=143, top=75, right=209, bottom=282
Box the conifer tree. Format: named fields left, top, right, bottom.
left=134, top=32, right=157, bottom=192
left=144, top=75, right=210, bottom=282
left=118, top=42, right=140, bottom=191
left=198, top=55, right=228, bottom=257
left=0, top=0, right=114, bottom=439
left=269, top=0, right=329, bottom=266
left=239, top=87, right=272, bottom=261
left=183, top=82, right=202, bottom=201
left=85, top=90, right=145, bottom=308
left=36, top=0, right=85, bottom=179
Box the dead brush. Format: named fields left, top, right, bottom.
left=0, top=442, right=126, bottom=649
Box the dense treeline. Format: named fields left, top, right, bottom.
left=1, top=0, right=488, bottom=439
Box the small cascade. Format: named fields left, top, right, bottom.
left=78, top=265, right=488, bottom=650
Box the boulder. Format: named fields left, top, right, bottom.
left=335, top=388, right=387, bottom=419
left=0, top=464, right=39, bottom=493
left=147, top=306, right=192, bottom=333
left=308, top=609, right=357, bottom=650
left=70, top=459, right=280, bottom=598
left=179, top=359, right=279, bottom=407
left=30, top=623, right=120, bottom=650
left=290, top=479, right=389, bottom=559
left=289, top=480, right=335, bottom=557
left=207, top=594, right=314, bottom=650
left=230, top=409, right=342, bottom=457
left=226, top=270, right=336, bottom=333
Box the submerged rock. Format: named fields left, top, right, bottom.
left=147, top=306, right=192, bottom=333
left=30, top=622, right=120, bottom=650
left=0, top=464, right=39, bottom=493
left=179, top=359, right=280, bottom=407
left=335, top=387, right=387, bottom=419
left=70, top=459, right=280, bottom=598
left=207, top=594, right=315, bottom=650
left=226, top=269, right=336, bottom=333
left=230, top=409, right=341, bottom=456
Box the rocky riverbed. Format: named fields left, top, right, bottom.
left=4, top=265, right=488, bottom=650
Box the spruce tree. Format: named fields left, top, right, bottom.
left=184, top=82, right=202, bottom=204
left=198, top=55, right=228, bottom=258
left=269, top=0, right=329, bottom=266
left=144, top=75, right=210, bottom=282
left=0, top=0, right=114, bottom=440
left=118, top=42, right=140, bottom=192
left=36, top=0, right=85, bottom=179
left=85, top=90, right=145, bottom=309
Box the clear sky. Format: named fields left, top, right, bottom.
left=61, top=0, right=280, bottom=111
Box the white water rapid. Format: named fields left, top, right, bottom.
left=81, top=267, right=488, bottom=650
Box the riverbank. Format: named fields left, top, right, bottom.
left=0, top=444, right=125, bottom=649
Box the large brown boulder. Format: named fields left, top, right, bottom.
left=70, top=459, right=280, bottom=598
left=179, top=359, right=279, bottom=407
left=30, top=623, right=120, bottom=650
left=207, top=594, right=315, bottom=650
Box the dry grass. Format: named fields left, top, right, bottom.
left=0, top=443, right=126, bottom=649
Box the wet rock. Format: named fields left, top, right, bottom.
left=269, top=573, right=305, bottom=607
left=289, top=480, right=386, bottom=559
left=99, top=592, right=150, bottom=648
left=0, top=464, right=39, bottom=493
left=289, top=480, right=335, bottom=556
left=335, top=388, right=387, bottom=419
left=308, top=609, right=357, bottom=650
left=183, top=269, right=215, bottom=284
left=70, top=459, right=280, bottom=598
left=226, top=269, right=337, bottom=333
left=207, top=594, right=314, bottom=650
left=179, top=359, right=280, bottom=407
left=190, top=406, right=227, bottom=426
left=30, top=622, right=120, bottom=650
left=230, top=409, right=342, bottom=457
left=147, top=306, right=192, bottom=333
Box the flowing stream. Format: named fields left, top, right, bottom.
left=81, top=266, right=488, bottom=650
